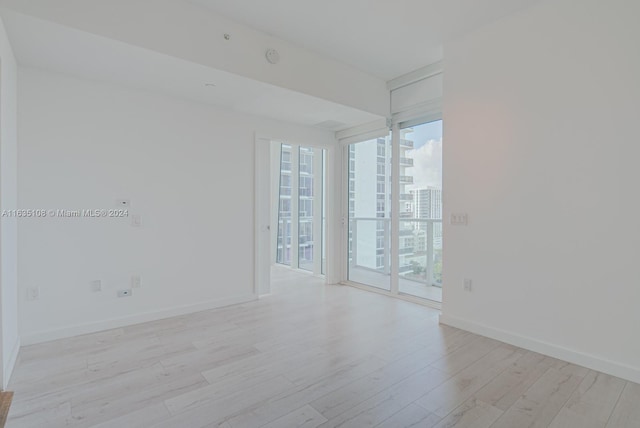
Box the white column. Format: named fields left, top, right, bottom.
left=291, top=145, right=300, bottom=269
left=312, top=147, right=323, bottom=275
left=390, top=125, right=400, bottom=294
left=325, top=143, right=343, bottom=285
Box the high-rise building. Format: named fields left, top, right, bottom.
left=398, top=129, right=416, bottom=274
left=348, top=130, right=416, bottom=274
left=348, top=137, right=391, bottom=271
left=276, top=145, right=293, bottom=265
left=411, top=187, right=443, bottom=251
left=412, top=188, right=442, bottom=221
left=298, top=146, right=315, bottom=269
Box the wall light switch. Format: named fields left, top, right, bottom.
left=131, top=214, right=142, bottom=227
left=131, top=275, right=141, bottom=288
left=450, top=213, right=468, bottom=226
left=91, top=280, right=102, bottom=292
left=464, top=278, right=473, bottom=292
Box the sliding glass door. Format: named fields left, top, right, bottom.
left=347, top=136, right=392, bottom=291
left=345, top=119, right=443, bottom=303
left=398, top=120, right=443, bottom=302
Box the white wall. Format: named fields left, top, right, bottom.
left=0, top=15, right=19, bottom=388
left=18, top=67, right=336, bottom=345
left=441, top=0, right=640, bottom=383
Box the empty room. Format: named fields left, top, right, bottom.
left=0, top=0, right=638, bottom=427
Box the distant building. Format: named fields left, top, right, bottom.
left=411, top=187, right=443, bottom=250
left=412, top=188, right=442, bottom=221
left=403, top=188, right=443, bottom=282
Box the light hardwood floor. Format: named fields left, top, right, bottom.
left=7, top=267, right=640, bottom=427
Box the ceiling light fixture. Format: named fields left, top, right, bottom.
left=204, top=83, right=216, bottom=87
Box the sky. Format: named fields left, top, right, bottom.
left=405, top=120, right=443, bottom=190
left=411, top=120, right=443, bottom=148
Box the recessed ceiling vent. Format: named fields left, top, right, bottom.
left=315, top=120, right=347, bottom=130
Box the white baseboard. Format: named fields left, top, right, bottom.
left=22, top=294, right=258, bottom=346
left=3, top=336, right=21, bottom=389
left=439, top=314, right=640, bottom=384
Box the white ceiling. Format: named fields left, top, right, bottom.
left=1, top=10, right=382, bottom=131
left=1, top=1, right=543, bottom=131
left=190, top=0, right=541, bottom=80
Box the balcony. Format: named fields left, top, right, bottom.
left=399, top=176, right=414, bottom=184
left=400, top=193, right=413, bottom=201
left=400, top=139, right=414, bottom=149
left=399, top=157, right=414, bottom=167
left=347, top=217, right=443, bottom=302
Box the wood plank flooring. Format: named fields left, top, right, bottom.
left=7, top=267, right=639, bottom=427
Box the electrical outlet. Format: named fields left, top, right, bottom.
left=463, top=278, right=473, bottom=292
left=131, top=275, right=141, bottom=288
left=118, top=289, right=133, bottom=298
left=91, top=280, right=102, bottom=292
left=27, top=287, right=40, bottom=301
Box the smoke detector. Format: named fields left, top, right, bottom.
left=265, top=49, right=280, bottom=64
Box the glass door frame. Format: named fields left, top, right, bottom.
left=340, top=113, right=443, bottom=308
left=274, top=142, right=326, bottom=277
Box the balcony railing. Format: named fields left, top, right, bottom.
left=348, top=217, right=443, bottom=288
left=399, top=176, right=414, bottom=184
left=399, top=157, right=414, bottom=166
left=400, top=139, right=414, bottom=149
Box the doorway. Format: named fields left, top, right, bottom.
left=344, top=119, right=443, bottom=304
left=254, top=139, right=328, bottom=298
left=274, top=143, right=327, bottom=276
